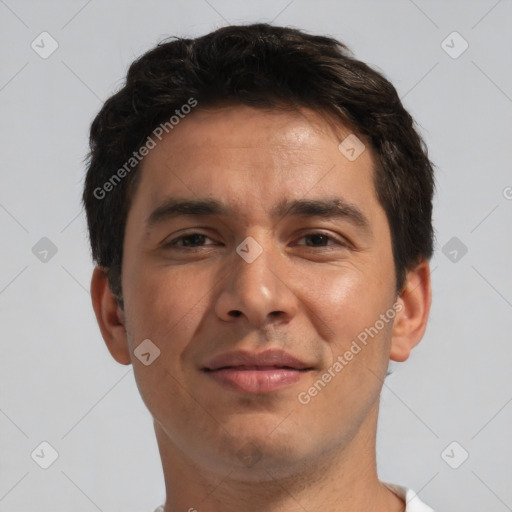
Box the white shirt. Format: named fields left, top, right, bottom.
left=383, top=482, right=435, bottom=511
left=153, top=484, right=435, bottom=511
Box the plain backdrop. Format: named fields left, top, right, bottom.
left=1, top=1, right=511, bottom=511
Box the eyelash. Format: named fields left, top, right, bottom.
left=163, top=231, right=349, bottom=249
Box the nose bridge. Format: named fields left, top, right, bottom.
left=215, top=235, right=297, bottom=326
left=235, top=238, right=273, bottom=297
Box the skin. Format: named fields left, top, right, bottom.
left=91, top=104, right=431, bottom=512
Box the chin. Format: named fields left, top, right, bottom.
left=211, top=426, right=315, bottom=481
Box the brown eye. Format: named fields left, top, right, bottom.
left=303, top=233, right=332, bottom=247
left=295, top=232, right=347, bottom=248
left=177, top=234, right=207, bottom=247
left=164, top=233, right=215, bottom=248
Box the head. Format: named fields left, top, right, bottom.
left=83, top=23, right=434, bottom=482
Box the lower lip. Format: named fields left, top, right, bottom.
left=205, top=368, right=306, bottom=393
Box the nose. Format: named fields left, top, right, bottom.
left=214, top=238, right=298, bottom=328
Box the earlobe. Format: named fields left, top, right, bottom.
left=390, top=260, right=432, bottom=363
left=90, top=266, right=131, bottom=365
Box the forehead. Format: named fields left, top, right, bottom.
left=147, top=104, right=358, bottom=164
left=130, top=104, right=379, bottom=220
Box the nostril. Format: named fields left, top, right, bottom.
left=228, top=310, right=243, bottom=318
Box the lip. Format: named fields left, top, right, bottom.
left=202, top=349, right=313, bottom=394
left=203, top=349, right=312, bottom=371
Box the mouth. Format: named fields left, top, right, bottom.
left=202, top=350, right=314, bottom=394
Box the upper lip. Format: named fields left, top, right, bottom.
left=203, top=349, right=312, bottom=371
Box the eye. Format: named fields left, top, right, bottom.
left=163, top=233, right=216, bottom=248
left=295, top=232, right=347, bottom=248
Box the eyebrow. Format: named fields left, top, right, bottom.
left=272, top=198, right=371, bottom=234
left=145, top=197, right=371, bottom=236
left=145, top=198, right=229, bottom=236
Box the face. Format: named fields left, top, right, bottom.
left=120, top=105, right=399, bottom=479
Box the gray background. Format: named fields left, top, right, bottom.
left=1, top=0, right=511, bottom=510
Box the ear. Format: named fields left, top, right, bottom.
left=390, top=259, right=432, bottom=362
left=90, top=266, right=131, bottom=365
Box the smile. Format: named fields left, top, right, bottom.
left=204, top=366, right=310, bottom=393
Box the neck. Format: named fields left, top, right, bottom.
left=154, top=402, right=404, bottom=512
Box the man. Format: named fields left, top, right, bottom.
left=83, top=23, right=436, bottom=511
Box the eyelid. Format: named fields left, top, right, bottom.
left=292, top=230, right=352, bottom=248
left=161, top=229, right=219, bottom=247
left=160, top=228, right=352, bottom=250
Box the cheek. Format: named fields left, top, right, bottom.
left=122, top=262, right=217, bottom=352
left=122, top=265, right=217, bottom=429
left=296, top=268, right=396, bottom=430
left=296, top=262, right=394, bottom=347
